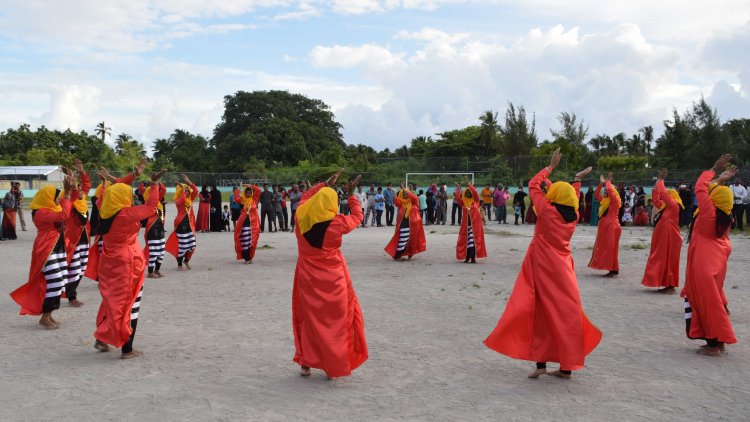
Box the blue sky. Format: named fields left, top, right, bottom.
left=1, top=0, right=749, bottom=152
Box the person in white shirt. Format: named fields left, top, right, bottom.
left=731, top=178, right=747, bottom=230
left=356, top=186, right=367, bottom=227
left=743, top=182, right=750, bottom=229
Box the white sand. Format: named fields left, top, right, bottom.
left=1, top=220, right=748, bottom=421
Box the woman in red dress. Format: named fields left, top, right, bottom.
left=165, top=175, right=198, bottom=271
left=641, top=168, right=683, bottom=292
left=681, top=154, right=737, bottom=356
left=196, top=185, right=211, bottom=232
left=63, top=159, right=91, bottom=307
left=233, top=184, right=261, bottom=264
left=292, top=171, right=368, bottom=378
left=588, top=173, right=622, bottom=277
left=93, top=171, right=162, bottom=359
left=143, top=181, right=167, bottom=279
left=10, top=171, right=75, bottom=329
left=456, top=182, right=487, bottom=263
left=485, top=150, right=601, bottom=379
left=384, top=183, right=426, bottom=261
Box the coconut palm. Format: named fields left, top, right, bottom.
left=95, top=121, right=111, bottom=143
left=479, top=110, right=500, bottom=156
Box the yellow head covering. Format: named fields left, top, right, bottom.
left=400, top=189, right=413, bottom=215
left=30, top=185, right=62, bottom=212
left=660, top=188, right=683, bottom=210
left=72, top=194, right=88, bottom=215
left=598, top=186, right=621, bottom=217
left=462, top=187, right=475, bottom=208
left=94, top=182, right=106, bottom=198
left=240, top=187, right=256, bottom=209
left=144, top=185, right=163, bottom=211
left=545, top=181, right=578, bottom=209
left=709, top=184, right=733, bottom=215
left=99, top=183, right=133, bottom=219
left=296, top=186, right=338, bottom=234
left=174, top=183, right=193, bottom=207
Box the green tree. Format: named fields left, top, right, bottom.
left=479, top=110, right=501, bottom=156
left=95, top=121, right=111, bottom=143
left=153, top=129, right=213, bottom=172
left=545, top=112, right=592, bottom=169
left=499, top=102, right=537, bottom=157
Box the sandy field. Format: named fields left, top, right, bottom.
left=1, top=217, right=748, bottom=421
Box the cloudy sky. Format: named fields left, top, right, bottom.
left=1, top=0, right=749, bottom=152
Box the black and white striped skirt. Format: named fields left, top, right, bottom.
left=66, top=230, right=89, bottom=286
left=176, top=216, right=196, bottom=258
left=240, top=217, right=252, bottom=251
left=44, top=235, right=68, bottom=300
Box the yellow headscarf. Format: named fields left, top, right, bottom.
left=240, top=187, right=256, bottom=209
left=660, top=189, right=683, bottom=210
left=709, top=183, right=733, bottom=215
left=598, top=186, right=621, bottom=217
left=400, top=189, right=413, bottom=215
left=295, top=186, right=338, bottom=234
left=545, top=181, right=578, bottom=209
left=94, top=182, right=106, bottom=199
left=99, top=183, right=133, bottom=219
left=30, top=185, right=62, bottom=212
left=72, top=194, right=88, bottom=215
left=174, top=183, right=193, bottom=207
left=462, top=188, right=475, bottom=208
left=144, top=185, right=163, bottom=211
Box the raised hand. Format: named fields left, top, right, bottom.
left=599, top=174, right=606, bottom=184
left=717, top=165, right=739, bottom=184
left=606, top=172, right=613, bottom=182
left=181, top=173, right=191, bottom=184
left=327, top=168, right=344, bottom=187
left=712, top=154, right=732, bottom=173
left=658, top=168, right=668, bottom=180
left=62, top=173, right=74, bottom=196
left=73, top=158, right=85, bottom=175
left=347, top=175, right=362, bottom=196
left=574, top=167, right=592, bottom=181
left=100, top=166, right=116, bottom=182
left=549, top=148, right=562, bottom=169
left=400, top=181, right=406, bottom=189
left=135, top=157, right=148, bottom=176
left=151, top=170, right=166, bottom=182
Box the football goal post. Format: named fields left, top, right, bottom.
left=405, top=172, right=474, bottom=186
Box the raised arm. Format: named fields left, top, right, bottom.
left=119, top=183, right=160, bottom=223
left=653, top=180, right=667, bottom=209
left=35, top=198, right=72, bottom=223
left=467, top=184, right=481, bottom=207
left=299, top=182, right=327, bottom=205
left=189, top=183, right=199, bottom=201
left=252, top=185, right=262, bottom=203
left=528, top=166, right=552, bottom=214
left=605, top=180, right=621, bottom=209
left=594, top=183, right=604, bottom=201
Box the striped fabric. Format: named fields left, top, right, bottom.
left=176, top=232, right=196, bottom=257
left=65, top=237, right=90, bottom=287
left=240, top=224, right=252, bottom=251
left=467, top=225, right=475, bottom=249
left=684, top=298, right=692, bottom=320
left=147, top=238, right=166, bottom=270
left=44, top=242, right=68, bottom=299
left=131, top=287, right=143, bottom=320
left=97, top=238, right=103, bottom=254
left=396, top=227, right=410, bottom=252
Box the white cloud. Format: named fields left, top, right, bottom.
left=310, top=44, right=406, bottom=71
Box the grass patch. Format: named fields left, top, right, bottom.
left=472, top=283, right=481, bottom=288
left=430, top=230, right=437, bottom=234
left=629, top=243, right=648, bottom=250
left=491, top=230, right=516, bottom=237
left=260, top=244, right=275, bottom=249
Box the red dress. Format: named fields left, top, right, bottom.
left=588, top=181, right=622, bottom=272
left=142, top=183, right=167, bottom=260
left=165, top=183, right=199, bottom=259
left=292, top=185, right=368, bottom=377
left=64, top=173, right=91, bottom=266
left=680, top=171, right=736, bottom=344
left=196, top=192, right=210, bottom=232
left=525, top=201, right=537, bottom=224
left=456, top=184, right=487, bottom=260
left=641, top=180, right=682, bottom=288
left=484, top=167, right=601, bottom=370
left=384, top=190, right=427, bottom=258
left=233, top=186, right=262, bottom=261
left=94, top=190, right=159, bottom=347
left=10, top=199, right=72, bottom=315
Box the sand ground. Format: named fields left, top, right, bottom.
left=1, top=218, right=748, bottom=421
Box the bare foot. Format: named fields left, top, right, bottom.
left=121, top=350, right=144, bottom=359
left=700, top=343, right=726, bottom=352
left=147, top=273, right=159, bottom=279
left=547, top=370, right=572, bottom=379
left=407, top=255, right=413, bottom=260
left=603, top=271, right=618, bottom=278
left=94, top=340, right=110, bottom=352
left=528, top=368, right=547, bottom=379
left=300, top=366, right=311, bottom=377
left=178, top=267, right=187, bottom=272
left=697, top=347, right=721, bottom=356
left=39, top=315, right=59, bottom=330
left=48, top=314, right=60, bottom=325
left=68, top=299, right=84, bottom=307
left=185, top=262, right=192, bottom=270
left=155, top=271, right=164, bottom=278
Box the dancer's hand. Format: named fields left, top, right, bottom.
left=181, top=174, right=191, bottom=184
left=606, top=172, right=613, bottom=182
left=347, top=175, right=362, bottom=196
left=717, top=165, right=739, bottom=184
left=712, top=154, right=732, bottom=173
left=135, top=157, right=148, bottom=176
left=327, top=168, right=344, bottom=187
left=549, top=148, right=562, bottom=169
left=599, top=174, right=606, bottom=184
left=62, top=174, right=74, bottom=196
left=73, top=158, right=85, bottom=175
left=151, top=170, right=166, bottom=182
left=574, top=167, right=592, bottom=181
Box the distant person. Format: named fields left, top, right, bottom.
left=2, top=182, right=18, bottom=239
left=259, top=183, right=276, bottom=233
left=374, top=187, right=385, bottom=227
left=384, top=183, right=396, bottom=226
left=356, top=186, right=367, bottom=227
left=196, top=185, right=210, bottom=233
left=364, top=185, right=377, bottom=227
left=730, top=178, right=746, bottom=230
left=385, top=183, right=426, bottom=261
left=451, top=184, right=462, bottom=225
left=589, top=173, right=622, bottom=277
left=165, top=175, right=198, bottom=271
left=513, top=186, right=527, bottom=225
left=234, top=184, right=261, bottom=264
left=288, top=184, right=302, bottom=228
left=456, top=181, right=486, bottom=263
left=229, top=186, right=241, bottom=230
left=493, top=184, right=509, bottom=224
left=418, top=190, right=428, bottom=222
left=481, top=184, right=493, bottom=221
left=14, top=181, right=26, bottom=231
left=434, top=185, right=448, bottom=225
left=222, top=205, right=231, bottom=232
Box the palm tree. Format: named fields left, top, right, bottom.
left=639, top=125, right=654, bottom=167
left=479, top=110, right=500, bottom=156
left=95, top=121, right=111, bottom=143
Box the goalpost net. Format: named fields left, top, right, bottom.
left=405, top=172, right=474, bottom=186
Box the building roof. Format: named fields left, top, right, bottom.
left=0, top=166, right=61, bottom=177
